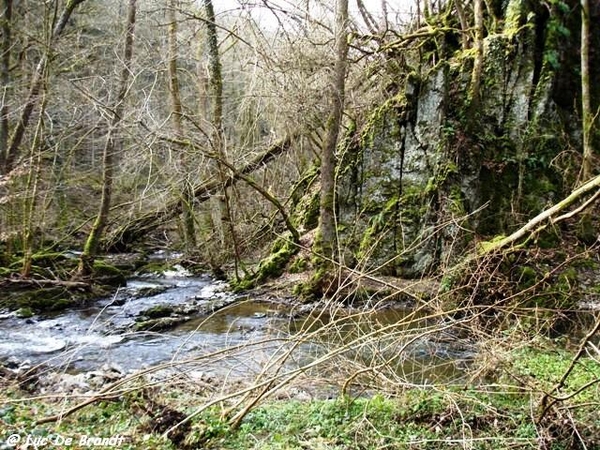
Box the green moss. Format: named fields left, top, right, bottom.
left=503, top=0, right=528, bottom=38
left=51, top=298, right=74, bottom=310
left=92, top=260, right=126, bottom=287
left=357, top=197, right=399, bottom=260
left=516, top=265, right=537, bottom=288
left=136, top=261, right=172, bottom=275
left=15, top=307, right=34, bottom=318
left=231, top=278, right=256, bottom=292
left=359, top=93, right=407, bottom=149
left=557, top=267, right=578, bottom=287
left=288, top=257, right=308, bottom=274
left=476, top=235, right=507, bottom=253
left=295, top=266, right=335, bottom=301
left=572, top=258, right=599, bottom=270
left=233, top=238, right=300, bottom=291
left=142, top=305, right=175, bottom=319
left=448, top=185, right=466, bottom=216
left=255, top=240, right=298, bottom=283
left=301, top=192, right=320, bottom=231
left=2, top=287, right=80, bottom=312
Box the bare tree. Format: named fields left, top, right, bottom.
left=318, top=0, right=349, bottom=261
left=0, top=0, right=11, bottom=171
left=78, top=0, right=137, bottom=276
left=580, top=0, right=593, bottom=181
left=168, top=0, right=197, bottom=251
left=203, top=0, right=241, bottom=273
left=2, top=0, right=88, bottom=175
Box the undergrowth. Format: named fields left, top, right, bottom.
left=1, top=341, right=599, bottom=449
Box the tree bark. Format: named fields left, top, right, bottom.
left=318, top=0, right=349, bottom=261
left=0, top=0, right=11, bottom=171
left=454, top=0, right=470, bottom=50
left=469, top=0, right=484, bottom=115
left=203, top=0, right=240, bottom=267
left=580, top=0, right=593, bottom=181
left=78, top=0, right=136, bottom=275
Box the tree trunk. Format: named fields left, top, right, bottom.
left=0, top=0, right=11, bottom=171
left=469, top=0, right=484, bottom=115
left=78, top=0, right=136, bottom=276
left=454, top=0, right=470, bottom=50
left=168, top=0, right=197, bottom=251
left=580, top=0, right=593, bottom=181
left=203, top=0, right=240, bottom=269
left=318, top=0, right=349, bottom=261
left=21, top=90, right=47, bottom=277
left=2, top=0, right=87, bottom=175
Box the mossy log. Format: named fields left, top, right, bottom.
left=479, top=174, right=600, bottom=254
left=0, top=278, right=89, bottom=289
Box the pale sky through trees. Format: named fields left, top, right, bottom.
left=215, top=0, right=417, bottom=30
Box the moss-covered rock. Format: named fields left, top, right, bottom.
left=141, top=305, right=175, bottom=319
left=254, top=238, right=299, bottom=283
left=135, top=261, right=171, bottom=275
left=288, top=256, right=308, bottom=274
left=1, top=287, right=82, bottom=313
left=92, top=260, right=126, bottom=287
left=133, top=316, right=188, bottom=332
left=15, top=307, right=34, bottom=318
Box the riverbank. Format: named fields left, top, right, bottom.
left=1, top=341, right=599, bottom=449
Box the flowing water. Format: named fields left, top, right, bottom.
left=0, top=267, right=475, bottom=383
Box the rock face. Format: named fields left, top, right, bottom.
left=337, top=0, right=599, bottom=277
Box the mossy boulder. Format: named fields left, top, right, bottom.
left=255, top=239, right=299, bottom=283
left=15, top=307, right=34, bottom=318
left=102, top=253, right=147, bottom=272
left=136, top=261, right=173, bottom=276
left=141, top=305, right=175, bottom=319
left=92, top=261, right=126, bottom=287
left=232, top=237, right=299, bottom=292
left=288, top=256, right=308, bottom=274
left=133, top=316, right=188, bottom=332
left=133, top=285, right=169, bottom=298
left=2, top=288, right=81, bottom=313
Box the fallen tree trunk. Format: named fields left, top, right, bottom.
left=105, top=135, right=296, bottom=251
left=0, top=277, right=90, bottom=290
left=479, top=173, right=600, bottom=254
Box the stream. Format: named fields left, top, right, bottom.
left=0, top=267, right=475, bottom=386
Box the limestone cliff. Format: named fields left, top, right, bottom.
left=337, top=0, right=599, bottom=277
